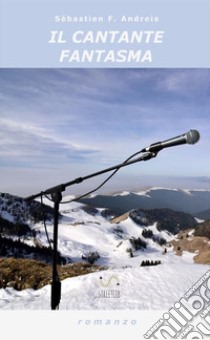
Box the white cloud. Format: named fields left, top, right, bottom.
left=0, top=118, right=99, bottom=163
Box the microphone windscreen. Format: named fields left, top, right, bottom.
left=186, top=129, right=200, bottom=144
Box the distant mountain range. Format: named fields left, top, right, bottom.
left=80, top=187, right=210, bottom=217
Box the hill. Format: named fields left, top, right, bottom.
left=0, top=192, right=65, bottom=264
left=112, top=208, right=197, bottom=234
left=0, top=192, right=56, bottom=232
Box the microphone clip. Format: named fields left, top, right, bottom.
left=141, top=151, right=158, bottom=161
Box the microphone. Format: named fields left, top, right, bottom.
left=141, top=129, right=200, bottom=153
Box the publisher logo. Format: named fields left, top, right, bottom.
left=99, top=275, right=120, bottom=288
left=97, top=275, right=121, bottom=299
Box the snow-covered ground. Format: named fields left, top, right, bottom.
left=0, top=261, right=208, bottom=311
left=0, top=199, right=209, bottom=310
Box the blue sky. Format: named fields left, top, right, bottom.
left=0, top=68, right=210, bottom=197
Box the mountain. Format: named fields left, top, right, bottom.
left=80, top=187, right=210, bottom=216
left=0, top=191, right=209, bottom=311
left=0, top=191, right=204, bottom=267
left=169, top=220, right=210, bottom=265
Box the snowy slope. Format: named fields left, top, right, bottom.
left=30, top=199, right=173, bottom=267
left=0, top=260, right=208, bottom=310
left=0, top=197, right=209, bottom=310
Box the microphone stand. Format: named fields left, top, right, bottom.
left=25, top=151, right=157, bottom=310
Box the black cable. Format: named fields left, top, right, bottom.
left=60, top=148, right=144, bottom=205
left=43, top=193, right=54, bottom=202
left=39, top=148, right=145, bottom=268
left=41, top=193, right=52, bottom=249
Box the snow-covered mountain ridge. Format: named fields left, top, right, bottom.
left=0, top=191, right=208, bottom=266
left=80, top=187, right=210, bottom=216
left=0, top=190, right=209, bottom=310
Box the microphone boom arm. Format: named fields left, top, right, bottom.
left=25, top=150, right=157, bottom=310
left=25, top=151, right=157, bottom=201
left=24, top=128, right=200, bottom=311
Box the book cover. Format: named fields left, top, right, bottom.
left=0, top=0, right=210, bottom=338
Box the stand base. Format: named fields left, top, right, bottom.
left=51, top=191, right=63, bottom=310
left=51, top=279, right=61, bottom=310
